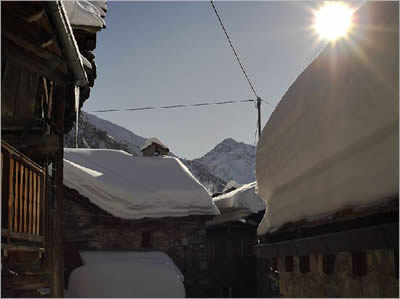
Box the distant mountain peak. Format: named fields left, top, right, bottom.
left=195, top=138, right=256, bottom=184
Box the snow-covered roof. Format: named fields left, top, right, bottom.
left=208, top=182, right=265, bottom=225
left=66, top=260, right=185, bottom=298
left=141, top=137, right=169, bottom=151
left=256, top=2, right=398, bottom=235
left=214, top=182, right=265, bottom=214
left=63, top=149, right=219, bottom=219
left=63, top=0, right=106, bottom=29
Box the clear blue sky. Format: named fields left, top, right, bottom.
left=84, top=1, right=329, bottom=159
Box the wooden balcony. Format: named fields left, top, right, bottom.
left=1, top=141, right=46, bottom=251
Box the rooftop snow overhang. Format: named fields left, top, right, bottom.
left=255, top=1, right=399, bottom=235
left=46, top=1, right=89, bottom=87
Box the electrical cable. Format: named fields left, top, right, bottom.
left=210, top=0, right=259, bottom=99
left=89, top=99, right=255, bottom=113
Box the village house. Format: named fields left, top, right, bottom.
left=206, top=182, right=268, bottom=297
left=141, top=137, right=170, bottom=157
left=255, top=2, right=398, bottom=297
left=1, top=1, right=106, bottom=297
left=62, top=147, right=219, bottom=297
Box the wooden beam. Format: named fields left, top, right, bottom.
left=256, top=222, right=399, bottom=258
left=1, top=229, right=44, bottom=243
left=2, top=14, right=55, bottom=52
left=2, top=37, right=71, bottom=85
left=2, top=136, right=60, bottom=161
left=1, top=2, right=45, bottom=24
left=50, top=85, right=66, bottom=298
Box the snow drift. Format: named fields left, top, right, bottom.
left=256, top=2, right=398, bottom=235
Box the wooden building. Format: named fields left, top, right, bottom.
left=1, top=1, right=106, bottom=297
left=255, top=2, right=398, bottom=297
left=62, top=148, right=219, bottom=297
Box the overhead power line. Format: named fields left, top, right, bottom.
left=89, top=99, right=259, bottom=113
left=210, top=0, right=259, bottom=99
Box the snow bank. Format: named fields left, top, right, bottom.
left=256, top=2, right=398, bottom=235
left=141, top=137, right=169, bottom=151
left=214, top=182, right=265, bottom=214
left=63, top=149, right=219, bottom=219
left=63, top=0, right=106, bottom=29
left=79, top=250, right=184, bottom=282
left=67, top=261, right=185, bottom=298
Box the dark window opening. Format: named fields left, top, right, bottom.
left=299, top=255, right=310, bottom=273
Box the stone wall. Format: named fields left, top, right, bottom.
left=63, top=188, right=210, bottom=297
left=277, top=250, right=398, bottom=297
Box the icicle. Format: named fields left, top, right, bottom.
left=74, top=85, right=80, bottom=148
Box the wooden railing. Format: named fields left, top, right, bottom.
left=1, top=141, right=46, bottom=245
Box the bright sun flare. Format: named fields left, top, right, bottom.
left=315, top=2, right=353, bottom=40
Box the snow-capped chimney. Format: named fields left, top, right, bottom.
left=141, top=138, right=169, bottom=157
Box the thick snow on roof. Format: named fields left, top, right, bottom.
left=214, top=182, right=265, bottom=214
left=79, top=250, right=184, bottom=282
left=66, top=261, right=185, bottom=298
left=256, top=2, right=398, bottom=235
left=63, top=0, right=106, bottom=29
left=63, top=149, right=219, bottom=219
left=141, top=137, right=169, bottom=151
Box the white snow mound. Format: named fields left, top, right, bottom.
left=214, top=181, right=265, bottom=214
left=256, top=2, right=398, bottom=235
left=63, top=149, right=219, bottom=219
left=63, top=0, right=106, bottom=28
left=66, top=261, right=185, bottom=298
left=79, top=250, right=184, bottom=282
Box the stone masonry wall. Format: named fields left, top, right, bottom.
left=63, top=190, right=210, bottom=297
left=277, top=250, right=398, bottom=297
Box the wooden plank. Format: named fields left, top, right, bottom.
left=14, top=161, right=19, bottom=232
left=36, top=174, right=41, bottom=236
left=2, top=243, right=45, bottom=253
left=32, top=172, right=37, bottom=235
left=1, top=229, right=44, bottom=243
left=24, top=168, right=28, bottom=233
left=19, top=164, right=24, bottom=232
left=8, top=155, right=14, bottom=238
left=28, top=170, right=33, bottom=234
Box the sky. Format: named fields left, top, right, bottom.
left=84, top=1, right=330, bottom=159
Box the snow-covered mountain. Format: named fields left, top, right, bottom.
left=65, top=112, right=256, bottom=192
left=194, top=138, right=256, bottom=184
left=65, top=111, right=146, bottom=155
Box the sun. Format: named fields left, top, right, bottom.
left=314, top=2, right=354, bottom=40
